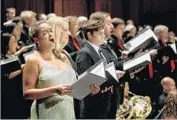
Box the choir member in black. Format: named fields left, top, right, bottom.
left=168, top=31, right=177, bottom=44
left=89, top=12, right=124, bottom=70
left=5, top=22, right=28, bottom=58
left=19, top=10, right=36, bottom=46
left=75, top=16, right=88, bottom=48
left=168, top=31, right=177, bottom=52
left=154, top=25, right=177, bottom=81
left=2, top=7, right=16, bottom=26
left=1, top=21, right=31, bottom=119
left=76, top=19, right=117, bottom=119
left=64, top=16, right=81, bottom=61
left=107, top=18, right=126, bottom=58
left=123, top=24, right=137, bottom=43
left=90, top=12, right=130, bottom=109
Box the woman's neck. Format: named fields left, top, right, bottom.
left=38, top=49, right=54, bottom=60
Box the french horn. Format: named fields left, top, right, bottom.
left=116, top=91, right=152, bottom=119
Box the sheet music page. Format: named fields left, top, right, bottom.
left=123, top=52, right=151, bottom=70
left=69, top=73, right=107, bottom=100
left=90, top=62, right=106, bottom=78
left=69, top=60, right=107, bottom=100
left=124, top=29, right=157, bottom=53
left=105, top=62, right=118, bottom=81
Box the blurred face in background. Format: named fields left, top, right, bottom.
left=168, top=31, right=176, bottom=43
left=6, top=8, right=16, bottom=20
left=60, top=21, right=70, bottom=46
left=27, top=15, right=36, bottom=27
left=130, top=27, right=137, bottom=37
left=159, top=29, right=168, bottom=42
left=69, top=19, right=78, bottom=37
left=161, top=78, right=176, bottom=95
left=104, top=15, right=113, bottom=38
left=127, top=20, right=134, bottom=25
left=162, top=84, right=176, bottom=95
left=114, top=23, right=125, bottom=39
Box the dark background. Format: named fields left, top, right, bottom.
left=1, top=0, right=177, bottom=33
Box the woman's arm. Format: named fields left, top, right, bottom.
left=22, top=56, right=72, bottom=100
left=8, top=64, right=25, bottom=79
left=22, top=56, right=56, bottom=100
left=8, top=36, right=18, bottom=55
left=8, top=35, right=27, bottom=56
left=8, top=69, right=22, bottom=79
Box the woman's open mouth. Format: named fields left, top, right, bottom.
left=50, top=38, right=54, bottom=43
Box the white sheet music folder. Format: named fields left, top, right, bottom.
left=124, top=28, right=158, bottom=54
left=105, top=62, right=119, bottom=83
left=69, top=60, right=107, bottom=100
left=123, top=52, right=152, bottom=71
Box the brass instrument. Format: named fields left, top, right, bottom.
left=116, top=91, right=152, bottom=119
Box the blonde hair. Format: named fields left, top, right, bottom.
left=47, top=17, right=69, bottom=61
left=154, top=25, right=168, bottom=36
left=20, top=10, right=36, bottom=23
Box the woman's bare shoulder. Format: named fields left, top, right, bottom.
left=26, top=51, right=41, bottom=64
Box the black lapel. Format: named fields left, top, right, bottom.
left=85, top=42, right=101, bottom=63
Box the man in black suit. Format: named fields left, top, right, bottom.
left=76, top=19, right=118, bottom=119
left=64, top=16, right=81, bottom=61
left=64, top=35, right=80, bottom=61
left=107, top=18, right=126, bottom=58
left=19, top=11, right=36, bottom=46
left=90, top=12, right=130, bottom=117
left=75, top=16, right=88, bottom=48
left=2, top=7, right=16, bottom=26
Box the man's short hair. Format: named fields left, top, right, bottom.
left=89, top=11, right=110, bottom=21
left=154, top=25, right=168, bottom=36
left=111, top=18, right=125, bottom=28
left=20, top=10, right=36, bottom=24
left=6, top=7, right=16, bottom=13
left=83, top=19, right=104, bottom=40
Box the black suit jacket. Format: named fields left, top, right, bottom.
left=64, top=36, right=80, bottom=61
left=100, top=43, right=123, bottom=70
left=20, top=26, right=33, bottom=46
left=76, top=42, right=117, bottom=119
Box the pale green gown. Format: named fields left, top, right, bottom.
left=30, top=66, right=76, bottom=119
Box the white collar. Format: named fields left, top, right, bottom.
left=87, top=41, right=100, bottom=55
left=3, top=20, right=13, bottom=26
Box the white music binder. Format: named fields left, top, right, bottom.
left=69, top=60, right=107, bottom=100
left=124, top=28, right=158, bottom=54
left=123, top=52, right=152, bottom=71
